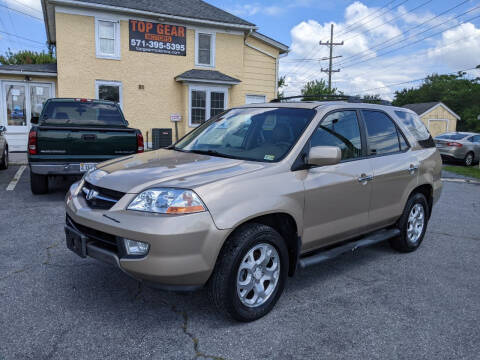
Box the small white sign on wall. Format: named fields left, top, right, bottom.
left=170, top=114, right=182, bottom=122
left=11, top=89, right=20, bottom=96
left=36, top=87, right=44, bottom=96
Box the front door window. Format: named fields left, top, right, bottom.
left=5, top=84, right=27, bottom=128
left=30, top=85, right=51, bottom=124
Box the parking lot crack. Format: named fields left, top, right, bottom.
left=0, top=265, right=34, bottom=281
left=171, top=306, right=226, bottom=360
left=430, top=231, right=480, bottom=241
left=43, top=241, right=61, bottom=265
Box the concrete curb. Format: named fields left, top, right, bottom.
left=441, top=177, right=480, bottom=185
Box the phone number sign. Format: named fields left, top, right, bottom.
left=129, top=20, right=186, bottom=56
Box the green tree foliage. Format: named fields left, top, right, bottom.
left=301, top=79, right=342, bottom=100
left=392, top=70, right=480, bottom=132
left=0, top=49, right=56, bottom=65
left=277, top=75, right=286, bottom=98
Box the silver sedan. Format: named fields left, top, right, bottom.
left=434, top=132, right=480, bottom=166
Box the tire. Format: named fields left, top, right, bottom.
left=464, top=152, right=474, bottom=167
left=208, top=223, right=289, bottom=322
left=0, top=147, right=7, bottom=170
left=30, top=171, right=49, bottom=194
left=390, top=193, right=429, bottom=253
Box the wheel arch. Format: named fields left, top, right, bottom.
left=409, top=183, right=433, bottom=219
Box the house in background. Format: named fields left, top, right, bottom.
left=0, top=0, right=288, bottom=151
left=403, top=102, right=461, bottom=138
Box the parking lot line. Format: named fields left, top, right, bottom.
left=6, top=165, right=27, bottom=191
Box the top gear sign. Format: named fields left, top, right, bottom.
left=129, top=20, right=186, bottom=56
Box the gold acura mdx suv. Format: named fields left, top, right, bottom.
left=65, top=100, right=442, bottom=321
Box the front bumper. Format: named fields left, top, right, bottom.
left=65, top=183, right=229, bottom=289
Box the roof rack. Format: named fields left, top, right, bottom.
left=270, top=94, right=391, bottom=105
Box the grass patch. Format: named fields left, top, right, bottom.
left=443, top=165, right=480, bottom=179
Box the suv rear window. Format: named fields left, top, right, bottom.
left=395, top=110, right=435, bottom=148
left=41, top=101, right=126, bottom=126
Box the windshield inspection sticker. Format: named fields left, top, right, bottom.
left=264, top=155, right=275, bottom=161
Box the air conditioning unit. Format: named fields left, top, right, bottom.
left=152, top=128, right=173, bottom=149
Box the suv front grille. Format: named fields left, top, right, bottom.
left=82, top=181, right=125, bottom=210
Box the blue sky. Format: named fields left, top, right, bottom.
left=1, top=0, right=479, bottom=98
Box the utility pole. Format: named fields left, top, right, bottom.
left=319, top=24, right=344, bottom=91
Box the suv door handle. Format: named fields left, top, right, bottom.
left=408, top=164, right=419, bottom=174
left=358, top=174, right=374, bottom=183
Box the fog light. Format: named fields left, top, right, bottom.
left=123, top=238, right=150, bottom=256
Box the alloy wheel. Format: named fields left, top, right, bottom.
left=236, top=243, right=280, bottom=308
left=407, top=203, right=425, bottom=244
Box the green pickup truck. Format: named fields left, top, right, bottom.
left=28, top=98, right=144, bottom=194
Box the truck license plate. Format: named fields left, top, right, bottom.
left=80, top=163, right=96, bottom=172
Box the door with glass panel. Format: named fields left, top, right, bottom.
left=30, top=84, right=52, bottom=124
left=4, top=82, right=28, bottom=133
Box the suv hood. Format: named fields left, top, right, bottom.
left=85, top=149, right=266, bottom=193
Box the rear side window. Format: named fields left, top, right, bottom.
left=395, top=110, right=435, bottom=148
left=311, top=110, right=362, bottom=160
left=362, top=110, right=403, bottom=156
left=41, top=101, right=125, bottom=126
left=436, top=133, right=467, bottom=141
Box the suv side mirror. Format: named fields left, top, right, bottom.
left=307, top=146, right=341, bottom=167
left=0, top=125, right=6, bottom=135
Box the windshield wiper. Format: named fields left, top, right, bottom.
left=188, top=149, right=237, bottom=159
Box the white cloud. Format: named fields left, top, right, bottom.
left=229, top=3, right=284, bottom=17
left=279, top=1, right=480, bottom=100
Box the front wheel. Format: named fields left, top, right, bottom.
left=390, top=193, right=429, bottom=252
left=208, top=223, right=289, bottom=322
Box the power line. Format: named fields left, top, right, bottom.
left=340, top=11, right=480, bottom=70
left=0, top=3, right=43, bottom=21
left=352, top=66, right=479, bottom=94
left=319, top=24, right=344, bottom=91
left=0, top=29, right=47, bottom=45
left=336, top=0, right=472, bottom=68
left=7, top=0, right=43, bottom=14
left=294, top=1, right=478, bottom=82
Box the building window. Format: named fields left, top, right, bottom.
left=96, top=19, right=120, bottom=59
left=189, top=86, right=227, bottom=127
left=195, top=31, right=215, bottom=67
left=245, top=95, right=266, bottom=104
left=95, top=80, right=123, bottom=108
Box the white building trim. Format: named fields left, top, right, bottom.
left=420, top=102, right=461, bottom=120
left=427, top=118, right=450, bottom=132
left=188, top=84, right=228, bottom=128
left=95, top=80, right=123, bottom=108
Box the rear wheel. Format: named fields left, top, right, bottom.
left=208, top=223, right=288, bottom=322
left=0, top=147, right=7, bottom=170
left=390, top=193, right=429, bottom=252
left=30, top=172, right=49, bottom=194
left=464, top=152, right=474, bottom=167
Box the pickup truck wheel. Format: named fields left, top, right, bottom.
left=30, top=172, right=49, bottom=194
left=208, top=223, right=288, bottom=322
left=0, top=147, right=7, bottom=170
left=390, top=193, right=429, bottom=253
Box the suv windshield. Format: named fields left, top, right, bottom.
left=175, top=107, right=316, bottom=162
left=41, top=101, right=126, bottom=126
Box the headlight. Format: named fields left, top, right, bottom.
left=127, top=188, right=206, bottom=214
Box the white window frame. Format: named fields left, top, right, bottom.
left=95, top=80, right=123, bottom=108
left=427, top=118, right=450, bottom=132
left=188, top=85, right=228, bottom=127
left=195, top=30, right=215, bottom=68
left=95, top=18, right=121, bottom=60
left=245, top=94, right=267, bottom=104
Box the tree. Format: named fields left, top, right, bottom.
left=277, top=75, right=287, bottom=98
left=301, top=79, right=342, bottom=100
left=393, top=70, right=480, bottom=132
left=0, top=49, right=56, bottom=65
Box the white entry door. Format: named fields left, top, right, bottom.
left=2, top=82, right=54, bottom=151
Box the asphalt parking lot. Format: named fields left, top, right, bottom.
left=1, top=165, right=479, bottom=360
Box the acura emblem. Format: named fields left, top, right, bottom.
left=86, top=189, right=99, bottom=201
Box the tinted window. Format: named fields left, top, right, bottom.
left=42, top=101, right=125, bottom=126
left=395, top=110, right=435, bottom=148
left=363, top=110, right=400, bottom=155
left=435, top=133, right=468, bottom=140
left=473, top=135, right=480, bottom=143
left=176, top=107, right=315, bottom=162
left=311, top=110, right=362, bottom=160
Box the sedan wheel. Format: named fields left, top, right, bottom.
left=465, top=153, right=474, bottom=167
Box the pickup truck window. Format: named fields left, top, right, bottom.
left=41, top=101, right=125, bottom=126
